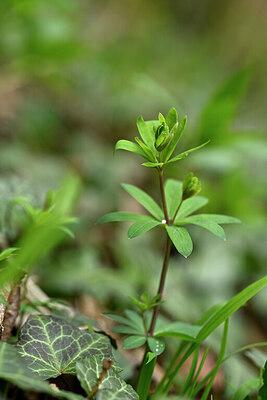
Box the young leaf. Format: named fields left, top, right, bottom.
left=97, top=212, right=152, bottom=224
left=165, top=225, right=193, bottom=258
left=103, top=313, right=135, bottom=326
left=162, top=115, right=187, bottom=162
left=124, top=309, right=144, bottom=331
left=128, top=219, right=161, bottom=239
left=76, top=355, right=138, bottom=400
left=122, top=335, right=147, bottom=350
left=164, top=179, right=183, bottom=220
left=166, top=107, right=178, bottom=131
left=154, top=321, right=201, bottom=341
left=17, top=315, right=113, bottom=379
left=135, top=137, right=157, bottom=162
left=122, top=183, right=164, bottom=220
left=111, top=326, right=144, bottom=335
left=137, top=116, right=156, bottom=152
left=147, top=337, right=165, bottom=355
left=114, top=139, right=149, bottom=160
left=177, top=215, right=226, bottom=240
left=167, top=141, right=210, bottom=164
left=175, top=196, right=209, bottom=220
left=0, top=247, right=18, bottom=262
left=142, top=162, right=164, bottom=168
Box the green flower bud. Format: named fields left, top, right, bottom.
left=154, top=123, right=172, bottom=152
left=182, top=172, right=202, bottom=200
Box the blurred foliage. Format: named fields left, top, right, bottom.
left=0, top=0, right=266, bottom=396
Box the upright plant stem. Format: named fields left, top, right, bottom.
left=137, top=168, right=172, bottom=399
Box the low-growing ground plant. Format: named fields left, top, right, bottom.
left=0, top=109, right=266, bottom=400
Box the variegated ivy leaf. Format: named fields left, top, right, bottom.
left=76, top=355, right=139, bottom=400
left=17, top=315, right=113, bottom=380
left=0, top=342, right=84, bottom=400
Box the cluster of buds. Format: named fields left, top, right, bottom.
left=182, top=172, right=202, bottom=200
left=153, top=113, right=178, bottom=152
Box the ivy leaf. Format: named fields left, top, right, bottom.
left=122, top=183, right=164, bottom=220
left=17, top=315, right=113, bottom=379
left=165, top=179, right=183, bottom=220
left=76, top=355, right=138, bottom=400
left=165, top=225, right=193, bottom=258
left=175, top=196, right=209, bottom=220
left=97, top=212, right=152, bottom=224
left=122, top=336, right=147, bottom=350
left=0, top=342, right=84, bottom=400
left=114, top=140, right=149, bottom=160
left=147, top=337, right=165, bottom=355
left=128, top=219, right=162, bottom=239
left=167, top=141, right=209, bottom=164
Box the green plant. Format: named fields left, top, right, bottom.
left=99, top=108, right=267, bottom=399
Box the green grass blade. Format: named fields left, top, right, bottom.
left=137, top=352, right=157, bottom=400
left=232, top=378, right=260, bottom=400
left=180, top=346, right=200, bottom=395
left=188, top=346, right=210, bottom=397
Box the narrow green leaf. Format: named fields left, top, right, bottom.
left=111, top=326, right=144, bottom=335
left=0, top=248, right=18, bottom=262
left=180, top=347, right=199, bottom=395
left=201, top=319, right=229, bottom=400
left=137, top=116, right=156, bottom=151
left=114, top=139, right=149, bottom=160
left=103, top=313, right=135, bottom=327
left=76, top=355, right=138, bottom=400
left=147, top=338, right=165, bottom=355
left=197, top=214, right=241, bottom=224
left=164, top=179, right=183, bottom=220
left=122, top=183, right=164, bottom=220
left=122, top=336, right=147, bottom=350
left=124, top=310, right=144, bottom=331
left=223, top=342, right=267, bottom=363
left=97, top=212, right=153, bottom=224
left=17, top=315, right=113, bottom=379
left=135, top=137, right=157, bottom=162
left=175, top=196, right=209, bottom=220
left=128, top=219, right=161, bottom=239
left=154, top=321, right=201, bottom=341
left=167, top=140, right=209, bottom=164
left=142, top=162, right=164, bottom=168
left=196, top=276, right=267, bottom=343
left=177, top=215, right=226, bottom=240
left=137, top=352, right=157, bottom=400
left=232, top=379, right=260, bottom=400
left=162, top=115, right=187, bottom=161
left=165, top=225, right=193, bottom=258
left=166, top=107, right=178, bottom=130
left=188, top=347, right=210, bottom=397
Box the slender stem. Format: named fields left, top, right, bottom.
left=147, top=234, right=171, bottom=336
left=172, top=198, right=183, bottom=224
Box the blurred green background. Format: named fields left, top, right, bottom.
left=0, top=0, right=266, bottom=395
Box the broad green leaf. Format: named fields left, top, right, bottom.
left=165, top=225, right=193, bottom=258
left=164, top=179, right=183, bottom=220
left=135, top=137, right=157, bottom=162
left=97, top=212, right=152, bottom=224
left=0, top=342, right=84, bottom=400
left=128, top=219, right=161, bottom=239
left=167, top=141, right=209, bottom=164
left=114, top=139, right=148, bottom=160
left=17, top=315, right=113, bottom=379
left=122, top=335, right=147, bottom=350
left=137, top=116, right=155, bottom=151
left=232, top=378, right=260, bottom=400
left=122, top=183, right=164, bottom=220
left=175, top=196, right=209, bottom=220
left=177, top=215, right=226, bottom=240
left=196, top=275, right=267, bottom=343
left=147, top=337, right=165, bottom=355
left=166, top=107, right=178, bottom=130
left=154, top=321, right=201, bottom=341
left=162, top=115, right=187, bottom=162
left=0, top=247, right=18, bottom=262
left=76, top=355, right=138, bottom=400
